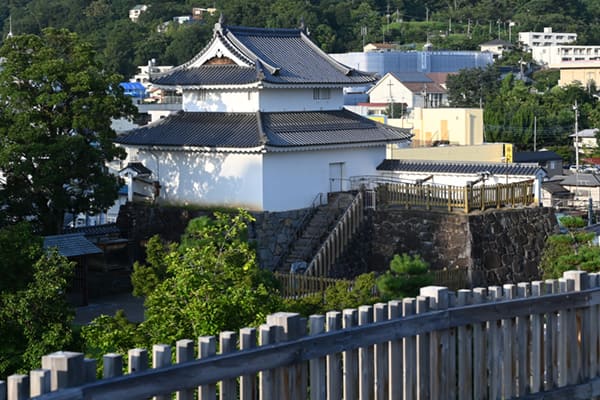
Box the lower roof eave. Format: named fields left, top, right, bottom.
left=265, top=140, right=405, bottom=153
left=151, top=82, right=262, bottom=91
left=129, top=144, right=266, bottom=154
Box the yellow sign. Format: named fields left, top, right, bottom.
left=368, top=115, right=387, bottom=124
left=504, top=143, right=513, bottom=163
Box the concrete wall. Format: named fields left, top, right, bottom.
left=389, top=142, right=505, bottom=162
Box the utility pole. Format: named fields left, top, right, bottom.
left=387, top=80, right=394, bottom=118
left=574, top=100, right=579, bottom=171
left=533, top=115, right=537, bottom=151
left=426, top=7, right=429, bottom=22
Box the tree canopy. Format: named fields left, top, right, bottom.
left=0, top=28, right=136, bottom=234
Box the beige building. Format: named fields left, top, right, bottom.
left=559, top=63, right=600, bottom=87
left=388, top=142, right=506, bottom=162
left=386, top=107, right=484, bottom=147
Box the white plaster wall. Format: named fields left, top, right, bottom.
left=262, top=146, right=387, bottom=211
left=368, top=75, right=415, bottom=108
left=183, top=90, right=259, bottom=112
left=259, top=88, right=344, bottom=111
left=133, top=150, right=264, bottom=210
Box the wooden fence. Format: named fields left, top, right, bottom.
left=6, top=270, right=600, bottom=399
left=275, top=268, right=470, bottom=299
left=378, top=180, right=535, bottom=212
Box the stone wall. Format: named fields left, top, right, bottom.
left=118, top=203, right=558, bottom=286
left=250, top=209, right=308, bottom=271
left=365, top=206, right=558, bottom=286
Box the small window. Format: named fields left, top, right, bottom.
left=313, top=88, right=331, bottom=100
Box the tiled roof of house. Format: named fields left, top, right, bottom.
left=513, top=151, right=562, bottom=162
left=44, top=233, right=103, bottom=258
left=542, top=181, right=570, bottom=195
left=401, top=82, right=447, bottom=94
left=569, top=128, right=598, bottom=138
left=376, top=159, right=541, bottom=175
left=560, top=173, right=600, bottom=187
left=115, top=110, right=412, bottom=149
left=152, top=24, right=376, bottom=87
left=389, top=71, right=433, bottom=83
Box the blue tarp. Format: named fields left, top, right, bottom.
left=119, top=82, right=146, bottom=98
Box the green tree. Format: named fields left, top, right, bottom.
left=540, top=216, right=600, bottom=278
left=135, top=210, right=282, bottom=345
left=446, top=65, right=501, bottom=108
left=0, top=28, right=136, bottom=234
left=376, top=254, right=433, bottom=300
left=0, top=249, right=75, bottom=377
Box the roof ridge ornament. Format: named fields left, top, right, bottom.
left=214, top=13, right=225, bottom=34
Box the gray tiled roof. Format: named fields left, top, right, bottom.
left=115, top=110, right=411, bottom=149
left=389, top=71, right=433, bottom=83
left=377, top=159, right=541, bottom=176
left=513, top=151, right=562, bottom=162
left=44, top=233, right=103, bottom=258
left=153, top=65, right=259, bottom=86
left=560, top=173, right=600, bottom=187
left=120, top=162, right=152, bottom=176
left=152, top=25, right=376, bottom=87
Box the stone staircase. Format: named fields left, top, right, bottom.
left=280, top=193, right=355, bottom=273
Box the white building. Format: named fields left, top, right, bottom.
left=115, top=20, right=412, bottom=212
left=519, top=27, right=577, bottom=52
left=532, top=45, right=600, bottom=67
left=129, top=5, right=149, bottom=23
left=367, top=72, right=448, bottom=110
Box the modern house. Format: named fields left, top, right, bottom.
left=570, top=128, right=598, bottom=156
left=558, top=62, right=600, bottom=87
left=367, top=72, right=448, bottom=110
left=479, top=39, right=514, bottom=59
left=513, top=150, right=564, bottom=177
left=115, top=20, right=412, bottom=212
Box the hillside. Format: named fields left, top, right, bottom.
left=2, top=0, right=600, bottom=77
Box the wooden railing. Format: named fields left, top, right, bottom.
left=378, top=179, right=535, bottom=212
left=8, top=270, right=600, bottom=399
left=305, top=191, right=364, bottom=277
left=274, top=272, right=350, bottom=299
left=275, top=268, right=470, bottom=299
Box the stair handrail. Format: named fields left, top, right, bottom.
left=305, top=190, right=364, bottom=277
left=273, top=192, right=325, bottom=272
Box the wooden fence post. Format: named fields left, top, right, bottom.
left=7, top=375, right=28, bottom=400
left=387, top=300, right=403, bottom=399
left=153, top=344, right=172, bottom=400
left=259, top=325, right=274, bottom=400
left=266, top=312, right=302, bottom=400
left=41, top=351, right=85, bottom=391
left=29, top=369, right=51, bottom=397
left=309, top=315, right=326, bottom=400
left=402, top=298, right=416, bottom=400
left=358, top=305, right=374, bottom=400
left=415, top=295, right=430, bottom=400
left=128, top=348, right=148, bottom=374
left=502, top=284, right=517, bottom=398
left=564, top=270, right=589, bottom=382
left=343, top=309, right=359, bottom=400
left=176, top=339, right=195, bottom=400
left=471, top=288, right=487, bottom=400
left=240, top=328, right=257, bottom=400
left=420, top=286, right=449, bottom=399
left=516, top=282, right=531, bottom=397
left=544, top=279, right=559, bottom=391
left=103, top=353, right=123, bottom=379
left=487, top=286, right=503, bottom=399
left=198, top=336, right=216, bottom=400
left=219, top=332, right=237, bottom=400
left=326, top=311, right=342, bottom=400
left=457, top=289, right=473, bottom=400
left=373, top=303, right=388, bottom=400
